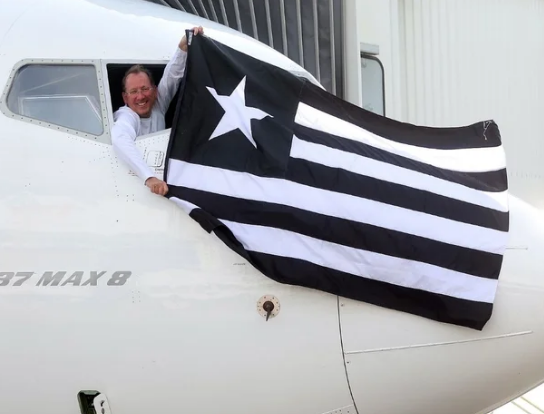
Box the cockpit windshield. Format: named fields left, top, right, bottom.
left=6, top=64, right=104, bottom=136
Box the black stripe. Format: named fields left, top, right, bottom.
left=299, top=81, right=503, bottom=150
left=294, top=124, right=508, bottom=193
left=250, top=252, right=493, bottom=330
left=287, top=158, right=509, bottom=232
left=170, top=187, right=503, bottom=279
left=180, top=205, right=493, bottom=331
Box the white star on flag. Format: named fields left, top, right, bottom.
left=206, top=76, right=272, bottom=148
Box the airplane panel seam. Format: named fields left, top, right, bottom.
left=343, top=330, right=533, bottom=355
left=337, top=297, right=360, bottom=414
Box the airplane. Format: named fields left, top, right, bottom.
left=1, top=0, right=544, bottom=413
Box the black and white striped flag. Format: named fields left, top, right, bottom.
left=164, top=34, right=509, bottom=330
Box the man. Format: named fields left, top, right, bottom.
left=111, top=26, right=204, bottom=196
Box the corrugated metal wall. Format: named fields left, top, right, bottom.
left=399, top=0, right=544, bottom=209
left=144, top=0, right=344, bottom=97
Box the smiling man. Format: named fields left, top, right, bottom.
left=111, top=26, right=203, bottom=195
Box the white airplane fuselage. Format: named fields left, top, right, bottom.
left=1, top=1, right=544, bottom=413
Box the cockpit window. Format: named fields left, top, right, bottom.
left=6, top=64, right=103, bottom=135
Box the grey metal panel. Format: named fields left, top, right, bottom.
left=143, top=0, right=344, bottom=97
left=182, top=0, right=199, bottom=14
left=283, top=0, right=301, bottom=67
left=332, top=0, right=343, bottom=96
left=253, top=0, right=272, bottom=47
left=206, top=0, right=219, bottom=21
left=218, top=0, right=229, bottom=25
left=268, top=0, right=286, bottom=53
left=236, top=0, right=257, bottom=36
left=295, top=0, right=304, bottom=67
left=195, top=0, right=210, bottom=19
left=328, top=0, right=336, bottom=95
left=248, top=0, right=258, bottom=39
left=317, top=0, right=334, bottom=94
left=279, top=0, right=288, bottom=54
left=263, top=0, right=273, bottom=47
left=312, top=0, right=320, bottom=81
left=171, top=0, right=186, bottom=12
left=232, top=0, right=242, bottom=31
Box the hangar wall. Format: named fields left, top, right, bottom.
left=144, top=0, right=344, bottom=97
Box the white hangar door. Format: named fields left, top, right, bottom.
left=398, top=0, right=544, bottom=209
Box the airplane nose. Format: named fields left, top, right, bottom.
left=337, top=194, right=544, bottom=414
left=501, top=195, right=544, bottom=289
left=490, top=193, right=544, bottom=335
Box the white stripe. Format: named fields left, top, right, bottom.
left=221, top=220, right=498, bottom=303
left=295, top=102, right=506, bottom=173
left=290, top=136, right=509, bottom=212
left=169, top=197, right=199, bottom=215
left=166, top=160, right=509, bottom=254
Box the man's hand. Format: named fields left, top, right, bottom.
left=145, top=177, right=169, bottom=196
left=179, top=26, right=204, bottom=52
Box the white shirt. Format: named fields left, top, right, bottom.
left=111, top=48, right=188, bottom=183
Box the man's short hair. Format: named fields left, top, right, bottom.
left=122, top=65, right=155, bottom=92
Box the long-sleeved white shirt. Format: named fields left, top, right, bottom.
left=111, top=47, right=188, bottom=183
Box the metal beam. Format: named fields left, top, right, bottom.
left=185, top=1, right=198, bottom=15
left=218, top=0, right=229, bottom=25
left=313, top=0, right=320, bottom=82
left=279, top=0, right=287, bottom=55
left=142, top=0, right=344, bottom=97
left=232, top=0, right=242, bottom=32
left=248, top=0, right=258, bottom=40
left=329, top=0, right=336, bottom=94
left=169, top=0, right=185, bottom=11
left=196, top=0, right=209, bottom=19
left=264, top=0, right=273, bottom=48
left=207, top=0, right=218, bottom=21
left=296, top=0, right=303, bottom=67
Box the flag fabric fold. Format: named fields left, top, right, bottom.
left=164, top=34, right=509, bottom=330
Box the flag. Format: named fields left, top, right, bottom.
left=164, top=34, right=509, bottom=330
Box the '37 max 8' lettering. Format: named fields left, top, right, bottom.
left=0, top=271, right=132, bottom=287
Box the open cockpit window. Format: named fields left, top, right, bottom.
left=106, top=63, right=178, bottom=132
left=5, top=64, right=104, bottom=136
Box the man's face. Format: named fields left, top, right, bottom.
left=123, top=72, right=157, bottom=117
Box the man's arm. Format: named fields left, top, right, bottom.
left=155, top=26, right=203, bottom=114
left=155, top=48, right=187, bottom=114
left=111, top=107, right=155, bottom=183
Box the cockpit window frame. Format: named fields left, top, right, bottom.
left=0, top=58, right=112, bottom=144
